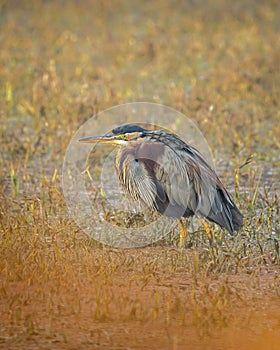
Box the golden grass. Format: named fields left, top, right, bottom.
left=0, top=0, right=279, bottom=349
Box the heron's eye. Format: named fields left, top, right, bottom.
left=117, top=134, right=127, bottom=140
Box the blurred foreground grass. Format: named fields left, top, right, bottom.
left=0, top=0, right=279, bottom=349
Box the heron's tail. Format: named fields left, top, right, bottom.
left=205, top=189, right=243, bottom=235
left=230, top=205, right=243, bottom=231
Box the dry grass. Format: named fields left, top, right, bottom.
left=0, top=0, right=279, bottom=349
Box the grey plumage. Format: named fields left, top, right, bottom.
left=115, top=128, right=243, bottom=235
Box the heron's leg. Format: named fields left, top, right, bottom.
left=179, top=219, right=188, bottom=247
left=202, top=221, right=214, bottom=245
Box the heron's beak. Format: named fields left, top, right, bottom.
left=79, top=134, right=126, bottom=145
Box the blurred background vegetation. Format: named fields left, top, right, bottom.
left=1, top=0, right=279, bottom=169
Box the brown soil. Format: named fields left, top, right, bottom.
left=1, top=248, right=279, bottom=350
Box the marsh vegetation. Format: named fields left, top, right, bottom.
left=0, top=1, right=279, bottom=349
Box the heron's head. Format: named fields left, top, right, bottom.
left=79, top=124, right=147, bottom=145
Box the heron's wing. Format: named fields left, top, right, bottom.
left=154, top=142, right=243, bottom=233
